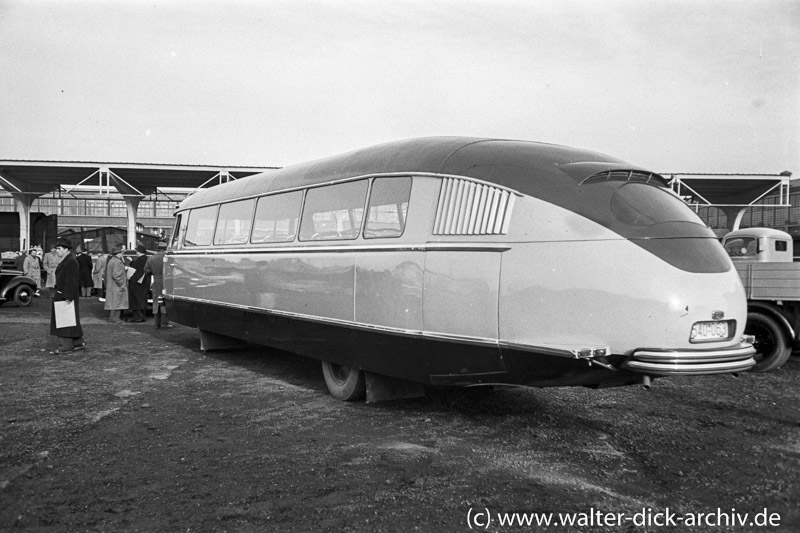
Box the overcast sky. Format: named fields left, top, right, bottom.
left=0, top=0, right=797, bottom=176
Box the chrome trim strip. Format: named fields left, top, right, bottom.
left=169, top=242, right=511, bottom=255
left=624, top=358, right=756, bottom=375
left=633, top=345, right=756, bottom=362
left=624, top=344, right=757, bottom=375
left=499, top=341, right=576, bottom=359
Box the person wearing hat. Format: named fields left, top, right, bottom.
left=104, top=243, right=129, bottom=323
left=126, top=243, right=151, bottom=323
left=144, top=240, right=172, bottom=328
left=49, top=238, right=86, bottom=354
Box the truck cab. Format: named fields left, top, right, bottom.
left=722, top=227, right=798, bottom=372
left=722, top=227, right=793, bottom=263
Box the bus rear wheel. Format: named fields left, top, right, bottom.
left=746, top=311, right=791, bottom=373
left=321, top=361, right=366, bottom=401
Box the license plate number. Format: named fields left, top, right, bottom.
left=690, top=321, right=730, bottom=342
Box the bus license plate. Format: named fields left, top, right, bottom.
left=690, top=321, right=730, bottom=342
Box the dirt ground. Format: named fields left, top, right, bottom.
left=1, top=297, right=798, bottom=532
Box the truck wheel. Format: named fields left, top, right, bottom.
left=746, top=311, right=791, bottom=372
left=13, top=285, right=33, bottom=307
left=321, top=361, right=366, bottom=401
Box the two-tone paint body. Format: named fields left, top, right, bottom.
left=164, top=137, right=755, bottom=395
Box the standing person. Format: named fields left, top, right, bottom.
left=144, top=241, right=172, bottom=328
left=104, top=244, right=129, bottom=323
left=92, top=251, right=107, bottom=299
left=77, top=250, right=94, bottom=297
left=49, top=238, right=85, bottom=354
left=23, top=249, right=42, bottom=297
left=42, top=244, right=62, bottom=298
left=35, top=247, right=45, bottom=290
left=126, top=243, right=151, bottom=323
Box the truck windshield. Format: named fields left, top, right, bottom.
left=723, top=237, right=757, bottom=258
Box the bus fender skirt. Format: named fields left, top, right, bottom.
left=199, top=329, right=248, bottom=352
left=428, top=371, right=508, bottom=386
left=365, top=372, right=426, bottom=403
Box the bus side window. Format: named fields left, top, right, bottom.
left=170, top=214, right=183, bottom=248
left=251, top=190, right=303, bottom=243
left=299, top=180, right=368, bottom=241
left=183, top=205, right=218, bottom=247
left=776, top=240, right=788, bottom=252
left=214, top=199, right=255, bottom=245
left=364, top=177, right=411, bottom=239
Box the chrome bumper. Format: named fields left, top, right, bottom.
left=623, top=344, right=756, bottom=375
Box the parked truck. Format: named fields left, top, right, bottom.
left=722, top=227, right=800, bottom=371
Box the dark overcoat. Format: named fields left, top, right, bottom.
left=49, top=252, right=83, bottom=338
left=77, top=252, right=94, bottom=288
left=127, top=254, right=151, bottom=311
left=144, top=252, right=165, bottom=313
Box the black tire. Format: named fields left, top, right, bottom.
left=12, top=285, right=33, bottom=307
left=321, top=361, right=366, bottom=401
left=746, top=311, right=791, bottom=372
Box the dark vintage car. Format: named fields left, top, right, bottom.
left=0, top=268, right=37, bottom=307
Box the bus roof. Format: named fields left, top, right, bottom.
left=178, top=137, right=657, bottom=210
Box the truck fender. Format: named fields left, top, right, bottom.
left=746, top=301, right=795, bottom=340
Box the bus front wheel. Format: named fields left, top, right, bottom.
left=321, top=361, right=366, bottom=401
left=746, top=311, right=791, bottom=373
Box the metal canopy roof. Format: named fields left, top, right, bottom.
left=668, top=173, right=794, bottom=208
left=1, top=161, right=793, bottom=209
left=0, top=160, right=275, bottom=198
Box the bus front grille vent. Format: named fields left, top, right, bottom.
left=433, top=178, right=515, bottom=236
left=581, top=170, right=668, bottom=187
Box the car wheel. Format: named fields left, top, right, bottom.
left=13, top=285, right=33, bottom=307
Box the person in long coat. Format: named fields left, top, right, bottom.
left=144, top=241, right=171, bottom=328
left=127, top=243, right=151, bottom=323
left=49, top=238, right=85, bottom=354
left=77, top=250, right=94, bottom=297
left=42, top=245, right=62, bottom=298
left=23, top=249, right=42, bottom=296
left=104, top=244, right=129, bottom=323
left=92, top=252, right=107, bottom=298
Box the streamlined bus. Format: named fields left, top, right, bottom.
left=163, top=137, right=756, bottom=401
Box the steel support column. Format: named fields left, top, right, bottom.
left=13, top=194, right=34, bottom=251
left=123, top=196, right=143, bottom=249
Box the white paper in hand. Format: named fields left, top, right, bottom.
left=54, top=300, right=77, bottom=328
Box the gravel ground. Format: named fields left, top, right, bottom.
left=1, top=297, right=799, bottom=532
